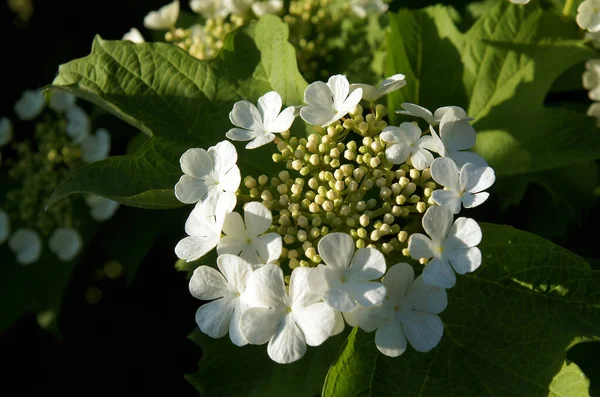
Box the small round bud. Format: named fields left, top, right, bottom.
left=381, top=243, right=393, bottom=254
left=261, top=190, right=273, bottom=201
left=423, top=187, right=433, bottom=198
left=312, top=217, right=322, bottom=227
left=308, top=177, right=319, bottom=190
left=397, top=231, right=408, bottom=243
left=359, top=214, right=370, bottom=227
left=292, top=159, right=303, bottom=171
left=396, top=195, right=407, bottom=205
left=383, top=213, right=394, bottom=224
left=322, top=200, right=334, bottom=212
left=298, top=215, right=309, bottom=229
left=334, top=180, right=345, bottom=191
left=402, top=248, right=410, bottom=257
left=284, top=234, right=295, bottom=244
left=258, top=175, right=268, bottom=185
left=344, top=150, right=356, bottom=161
left=277, top=184, right=288, bottom=195
left=309, top=154, right=320, bottom=166
left=297, top=230, right=308, bottom=242
left=409, top=169, right=420, bottom=180
left=376, top=177, right=387, bottom=188
left=309, top=203, right=320, bottom=213
left=416, top=202, right=427, bottom=213
left=299, top=167, right=310, bottom=176
left=370, top=230, right=381, bottom=241
left=419, top=258, right=429, bottom=265
left=356, top=201, right=366, bottom=211
left=369, top=157, right=381, bottom=168
left=380, top=187, right=392, bottom=199
left=356, top=239, right=366, bottom=249
left=244, top=176, right=257, bottom=189
left=279, top=171, right=290, bottom=182
left=310, top=227, right=320, bottom=239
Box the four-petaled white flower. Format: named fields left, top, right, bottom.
left=300, top=75, right=363, bottom=127
left=350, top=74, right=406, bottom=103
left=144, top=0, right=180, bottom=30
left=577, top=0, right=600, bottom=33
left=122, top=28, right=145, bottom=43
left=227, top=91, right=296, bottom=149
left=430, top=157, right=496, bottom=214
left=190, top=0, right=229, bottom=18
left=86, top=195, right=120, bottom=221
left=347, top=263, right=447, bottom=357
left=65, top=106, right=91, bottom=143
left=430, top=107, right=487, bottom=167
left=251, top=0, right=283, bottom=16
left=350, top=0, right=389, bottom=18
left=241, top=265, right=336, bottom=364
left=49, top=227, right=83, bottom=262
left=175, top=194, right=236, bottom=262
left=218, top=202, right=282, bottom=266
left=583, top=60, right=600, bottom=101
left=174, top=141, right=241, bottom=211
left=380, top=122, right=437, bottom=170
left=0, top=209, right=9, bottom=244
left=395, top=103, right=472, bottom=127
left=189, top=254, right=254, bottom=346
left=9, top=228, right=42, bottom=265
left=14, top=89, right=45, bottom=121
left=49, top=91, right=76, bottom=113
left=81, top=128, right=111, bottom=163
left=307, top=232, right=387, bottom=312
left=408, top=206, right=482, bottom=289
left=0, top=117, right=13, bottom=147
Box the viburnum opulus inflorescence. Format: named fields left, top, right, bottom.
left=175, top=73, right=496, bottom=364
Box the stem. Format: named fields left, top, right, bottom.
left=562, top=0, right=574, bottom=18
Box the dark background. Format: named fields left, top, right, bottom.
left=0, top=0, right=599, bottom=395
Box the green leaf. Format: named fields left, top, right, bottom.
left=323, top=223, right=600, bottom=397
left=186, top=329, right=347, bottom=397
left=48, top=15, right=307, bottom=209
left=385, top=2, right=598, bottom=176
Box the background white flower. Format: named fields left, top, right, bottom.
left=174, top=141, right=241, bottom=211
left=81, top=128, right=111, bottom=163
left=0, top=117, right=13, bottom=147
left=49, top=227, right=83, bottom=262
left=350, top=0, right=389, bottom=18
left=190, top=0, right=228, bottom=18
left=380, top=122, right=437, bottom=170
left=226, top=91, right=295, bottom=149
left=395, top=103, right=473, bottom=127
left=583, top=60, right=600, bottom=100
left=408, top=206, right=482, bottom=289
left=218, top=202, right=282, bottom=266
left=144, top=0, right=180, bottom=30
left=189, top=254, right=254, bottom=346
left=175, top=194, right=236, bottom=262
left=224, top=0, right=253, bottom=15
left=507, top=0, right=530, bottom=4
left=65, top=106, right=91, bottom=143
left=588, top=102, right=600, bottom=127
left=577, top=0, right=600, bottom=33
left=350, top=74, right=406, bottom=103
left=123, top=28, right=145, bottom=43
left=251, top=0, right=283, bottom=16
left=0, top=209, right=9, bottom=244
left=430, top=157, right=496, bottom=214
left=86, top=195, right=120, bottom=221
left=49, top=91, right=76, bottom=113
left=9, top=228, right=42, bottom=265
left=300, top=75, right=363, bottom=127
left=431, top=108, right=487, bottom=167
left=14, top=89, right=45, bottom=121
left=307, top=232, right=387, bottom=312
left=241, top=265, right=336, bottom=364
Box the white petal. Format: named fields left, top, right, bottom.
left=14, top=89, right=45, bottom=121
left=446, top=217, right=482, bottom=248
left=0, top=117, right=13, bottom=146
left=385, top=143, right=410, bottom=164
left=300, top=106, right=336, bottom=127
left=81, top=128, right=111, bottom=163
left=246, top=133, right=276, bottom=149
left=48, top=227, right=82, bottom=262
left=267, top=314, right=307, bottom=364
left=289, top=267, right=320, bottom=307
left=327, top=75, right=350, bottom=109
left=331, top=311, right=345, bottom=336
left=238, top=245, right=263, bottom=265
left=410, top=147, right=434, bottom=170
left=350, top=83, right=377, bottom=103
left=349, top=247, right=386, bottom=280
left=49, top=91, right=76, bottom=112
left=401, top=122, right=422, bottom=142
left=422, top=258, right=456, bottom=289
left=448, top=150, right=488, bottom=168
left=375, top=320, right=407, bottom=357
left=307, top=265, right=330, bottom=297
left=253, top=233, right=282, bottom=264
left=395, top=103, right=435, bottom=125
left=185, top=203, right=221, bottom=236
left=244, top=201, right=272, bottom=237
left=240, top=307, right=282, bottom=344
left=439, top=109, right=476, bottom=151
left=422, top=206, right=453, bottom=244
left=0, top=209, right=10, bottom=244
left=447, top=247, right=482, bottom=275
left=143, top=0, right=180, bottom=30
left=382, top=263, right=414, bottom=304
left=122, top=27, right=145, bottom=43
left=317, top=232, right=355, bottom=269
left=323, top=288, right=356, bottom=312
left=403, top=275, right=447, bottom=314
left=407, top=234, right=436, bottom=260
left=229, top=100, right=264, bottom=131
left=219, top=165, right=241, bottom=193
left=221, top=211, right=247, bottom=240
left=9, top=228, right=42, bottom=265
left=244, top=264, right=287, bottom=309
left=217, top=254, right=253, bottom=293
left=348, top=280, right=387, bottom=307
left=217, top=236, right=248, bottom=257
left=180, top=148, right=213, bottom=179
left=463, top=165, right=496, bottom=193
left=340, top=87, right=363, bottom=113
left=174, top=175, right=208, bottom=204
left=226, top=127, right=260, bottom=142
left=343, top=302, right=388, bottom=332
left=293, top=302, right=336, bottom=346
left=208, top=140, right=238, bottom=177
left=431, top=190, right=462, bottom=214
left=462, top=192, right=489, bottom=209
left=65, top=106, right=90, bottom=142
left=86, top=195, right=119, bottom=221
left=380, top=126, right=402, bottom=144
left=268, top=106, right=296, bottom=133
left=375, top=74, right=406, bottom=99
left=189, top=265, right=231, bottom=300
left=257, top=91, right=282, bottom=128
left=303, top=81, right=334, bottom=110
left=433, top=106, right=471, bottom=123
left=398, top=311, right=444, bottom=352
left=175, top=235, right=219, bottom=262
left=196, top=297, right=235, bottom=338
left=229, top=299, right=248, bottom=346
left=431, top=157, right=460, bottom=191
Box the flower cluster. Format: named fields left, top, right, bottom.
left=0, top=89, right=119, bottom=265
left=175, top=73, right=495, bottom=363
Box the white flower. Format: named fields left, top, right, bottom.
left=408, top=206, right=482, bottom=289
left=174, top=141, right=241, bottom=211
left=0, top=209, right=9, bottom=244
left=241, top=265, right=336, bottom=364
left=349, top=74, right=406, bottom=103
left=218, top=202, right=282, bottom=266
left=585, top=31, right=600, bottom=49
left=14, top=89, right=45, bottom=121
left=431, top=107, right=487, bottom=167
left=587, top=102, right=600, bottom=127
left=122, top=28, right=145, bottom=43
left=507, top=0, right=530, bottom=4
left=226, top=91, right=296, bottom=149
left=175, top=194, right=236, bottom=262
left=81, top=128, right=111, bottom=163
left=430, top=157, right=496, bottom=214
left=395, top=103, right=473, bottom=127
left=144, top=0, right=180, bottom=30
left=0, top=117, right=13, bottom=146
left=190, top=0, right=230, bottom=18
left=65, top=105, right=91, bottom=143
left=85, top=195, right=120, bottom=221
left=577, top=0, right=600, bottom=33
left=9, top=228, right=42, bottom=265
left=300, top=75, right=363, bottom=127
left=49, top=227, right=83, bottom=262
left=224, top=0, right=253, bottom=15
left=350, top=0, right=388, bottom=19
left=380, top=122, right=437, bottom=170
left=49, top=91, right=76, bottom=113
left=189, top=254, right=254, bottom=346
left=583, top=60, right=600, bottom=101
left=251, top=0, right=283, bottom=16
left=347, top=263, right=447, bottom=357
left=307, top=232, right=387, bottom=312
